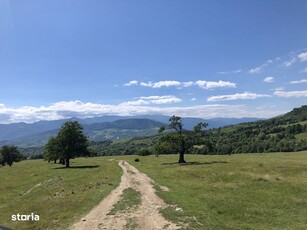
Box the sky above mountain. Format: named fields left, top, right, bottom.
left=0, top=0, right=307, bottom=123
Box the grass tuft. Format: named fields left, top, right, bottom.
left=108, top=188, right=141, bottom=215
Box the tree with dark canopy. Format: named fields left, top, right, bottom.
left=157, top=115, right=208, bottom=163
left=44, top=121, right=89, bottom=168
left=44, top=136, right=61, bottom=163
left=0, top=145, right=23, bottom=167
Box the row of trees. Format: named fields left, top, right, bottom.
left=44, top=121, right=90, bottom=168
left=0, top=117, right=209, bottom=167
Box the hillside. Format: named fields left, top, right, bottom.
left=0, top=119, right=165, bottom=148
left=201, top=105, right=307, bottom=154
left=90, top=105, right=307, bottom=157
left=0, top=115, right=260, bottom=147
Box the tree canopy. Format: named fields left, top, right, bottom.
left=156, top=115, right=208, bottom=163
left=44, top=121, right=89, bottom=167
left=0, top=145, right=23, bottom=167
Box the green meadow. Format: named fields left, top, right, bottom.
left=122, top=152, right=307, bottom=229
left=0, top=158, right=122, bottom=230
left=0, top=151, right=307, bottom=229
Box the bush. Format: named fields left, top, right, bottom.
left=137, top=148, right=152, bottom=156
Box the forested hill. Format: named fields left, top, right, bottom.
left=200, top=105, right=307, bottom=154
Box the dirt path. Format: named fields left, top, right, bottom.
left=71, top=160, right=181, bottom=230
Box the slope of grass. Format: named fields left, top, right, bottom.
left=122, top=152, right=307, bottom=229
left=0, top=157, right=122, bottom=230
left=296, top=132, right=307, bottom=140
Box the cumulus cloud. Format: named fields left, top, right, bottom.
left=263, top=76, right=274, bottom=83
left=0, top=100, right=286, bottom=124
left=127, top=80, right=236, bottom=90
left=207, top=92, right=271, bottom=102
left=217, top=69, right=242, bottom=74
left=124, top=80, right=138, bottom=86
left=139, top=81, right=181, bottom=88
left=152, top=81, right=181, bottom=88
left=274, top=90, right=307, bottom=98
left=195, top=80, right=236, bottom=89
left=120, top=95, right=182, bottom=106
left=298, top=52, right=307, bottom=62
left=140, top=81, right=153, bottom=87
left=182, top=81, right=194, bottom=87
left=290, top=79, right=307, bottom=84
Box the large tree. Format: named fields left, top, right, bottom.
left=157, top=115, right=208, bottom=163
left=0, top=145, right=23, bottom=167
left=44, top=136, right=61, bottom=163
left=44, top=121, right=89, bottom=168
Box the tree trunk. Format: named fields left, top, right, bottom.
left=179, top=140, right=187, bottom=164
left=178, top=151, right=186, bottom=164
left=65, top=158, right=70, bottom=168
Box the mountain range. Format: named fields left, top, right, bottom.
left=0, top=115, right=260, bottom=147
left=90, top=105, right=307, bottom=157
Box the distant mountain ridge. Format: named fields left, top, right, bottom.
left=91, top=105, right=307, bottom=157
left=0, top=115, right=262, bottom=147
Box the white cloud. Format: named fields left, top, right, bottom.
left=124, top=80, right=138, bottom=86
left=249, top=59, right=273, bottom=74
left=274, top=90, right=307, bottom=98
left=263, top=76, right=274, bottom=83
left=120, top=95, right=182, bottom=106
left=283, top=57, right=296, bottom=67
left=191, top=98, right=196, bottom=101
left=140, top=81, right=181, bottom=88
left=139, top=95, right=182, bottom=104
left=137, top=80, right=236, bottom=89
left=120, top=100, right=149, bottom=106
left=140, top=81, right=153, bottom=87
left=207, top=92, right=271, bottom=102
left=0, top=100, right=286, bottom=124
left=217, top=69, right=242, bottom=74
left=290, top=79, right=307, bottom=84
left=249, top=67, right=262, bottom=74
left=298, top=52, right=307, bottom=62
left=195, top=80, right=236, bottom=89
left=275, top=87, right=284, bottom=91
left=182, top=81, right=194, bottom=87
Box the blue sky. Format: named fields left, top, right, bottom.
left=0, top=0, right=307, bottom=123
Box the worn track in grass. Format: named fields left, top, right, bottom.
left=71, top=160, right=180, bottom=230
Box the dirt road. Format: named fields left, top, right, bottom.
left=71, top=160, right=180, bottom=230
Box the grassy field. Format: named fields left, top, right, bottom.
left=122, top=151, right=307, bottom=229
left=1, top=152, right=307, bottom=230
left=0, top=157, right=122, bottom=230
